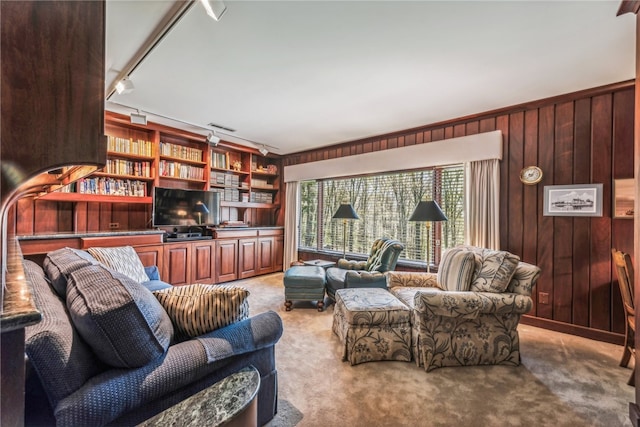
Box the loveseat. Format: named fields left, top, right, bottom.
left=386, top=245, right=541, bottom=371
left=23, top=247, right=283, bottom=426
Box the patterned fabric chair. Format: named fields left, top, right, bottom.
left=326, top=238, right=404, bottom=300
left=387, top=245, right=541, bottom=372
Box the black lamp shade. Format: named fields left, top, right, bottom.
left=193, top=201, right=210, bottom=214
left=332, top=204, right=359, bottom=220
left=409, top=201, right=447, bottom=222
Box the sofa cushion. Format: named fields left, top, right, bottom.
left=24, top=260, right=108, bottom=406
left=467, top=247, right=520, bottom=293
left=66, top=264, right=174, bottom=368
left=87, top=245, right=149, bottom=283
left=43, top=247, right=100, bottom=298
left=437, top=247, right=476, bottom=291
left=153, top=284, right=250, bottom=338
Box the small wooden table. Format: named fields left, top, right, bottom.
left=138, top=366, right=260, bottom=427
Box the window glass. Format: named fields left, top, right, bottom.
left=298, top=164, right=465, bottom=264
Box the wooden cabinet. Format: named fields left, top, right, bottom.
left=215, top=239, right=239, bottom=283
left=163, top=242, right=191, bottom=286
left=274, top=235, right=284, bottom=272
left=191, top=240, right=216, bottom=284
left=133, top=244, right=164, bottom=271
left=238, top=238, right=258, bottom=279
left=258, top=237, right=275, bottom=275
left=1, top=1, right=107, bottom=205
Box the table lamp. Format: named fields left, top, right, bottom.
left=193, top=201, right=210, bottom=225
left=409, top=200, right=447, bottom=273
left=332, top=203, right=359, bottom=259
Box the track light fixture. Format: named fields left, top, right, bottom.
left=130, top=110, right=147, bottom=125
left=115, top=78, right=135, bottom=95
left=200, top=0, right=227, bottom=21
left=259, top=146, right=269, bottom=156
left=207, top=131, right=220, bottom=146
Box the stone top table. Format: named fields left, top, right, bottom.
left=138, top=366, right=260, bottom=427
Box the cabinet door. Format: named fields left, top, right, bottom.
left=134, top=244, right=164, bottom=276
left=163, top=242, right=192, bottom=286
left=274, top=235, right=284, bottom=272
left=258, top=237, right=275, bottom=275
left=215, top=240, right=238, bottom=283
left=238, top=238, right=258, bottom=279
left=192, top=241, right=215, bottom=284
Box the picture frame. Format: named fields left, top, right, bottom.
left=543, top=183, right=603, bottom=217
left=613, top=178, right=635, bottom=219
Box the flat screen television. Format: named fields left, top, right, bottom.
left=152, top=187, right=220, bottom=227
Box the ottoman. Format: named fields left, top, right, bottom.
left=283, top=266, right=326, bottom=311
left=332, top=288, right=412, bottom=365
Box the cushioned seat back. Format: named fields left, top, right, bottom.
left=23, top=260, right=107, bottom=407
left=364, top=238, right=404, bottom=272
left=506, top=261, right=541, bottom=296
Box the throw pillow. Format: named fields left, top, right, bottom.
left=469, top=248, right=520, bottom=293
left=43, top=247, right=100, bottom=298
left=437, top=247, right=476, bottom=291
left=66, top=264, right=173, bottom=368
left=87, top=246, right=149, bottom=283
left=153, top=284, right=250, bottom=338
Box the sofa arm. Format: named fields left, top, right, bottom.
left=337, top=258, right=367, bottom=270
left=54, top=311, right=283, bottom=427
left=414, top=289, right=533, bottom=319
left=386, top=271, right=440, bottom=289
left=197, top=310, right=283, bottom=363
left=344, top=270, right=387, bottom=288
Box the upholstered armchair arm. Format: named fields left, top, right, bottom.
left=344, top=270, right=387, bottom=288
left=386, top=271, right=440, bottom=289
left=337, top=258, right=367, bottom=270
left=413, top=289, right=533, bottom=319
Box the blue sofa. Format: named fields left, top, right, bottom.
left=23, top=249, right=283, bottom=427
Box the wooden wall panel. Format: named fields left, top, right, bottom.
left=285, top=81, right=635, bottom=342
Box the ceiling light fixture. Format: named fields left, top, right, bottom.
left=130, top=110, right=147, bottom=125
left=200, top=0, right=227, bottom=21
left=259, top=146, right=269, bottom=156
left=115, top=78, right=135, bottom=95
left=207, top=131, right=220, bottom=146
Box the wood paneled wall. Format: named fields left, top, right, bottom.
left=285, top=81, right=636, bottom=343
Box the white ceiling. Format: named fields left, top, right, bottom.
left=105, top=1, right=636, bottom=156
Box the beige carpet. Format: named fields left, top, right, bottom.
left=235, top=273, right=634, bottom=427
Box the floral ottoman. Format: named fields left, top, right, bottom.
left=332, top=287, right=412, bottom=365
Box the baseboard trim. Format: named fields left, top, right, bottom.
left=521, top=315, right=625, bottom=346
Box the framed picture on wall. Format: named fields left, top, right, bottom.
left=613, top=178, right=635, bottom=219
left=543, top=184, right=603, bottom=217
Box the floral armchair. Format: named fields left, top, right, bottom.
left=325, top=238, right=404, bottom=300
left=387, top=245, right=541, bottom=372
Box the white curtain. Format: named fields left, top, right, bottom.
left=283, top=181, right=300, bottom=270
left=464, top=159, right=500, bottom=249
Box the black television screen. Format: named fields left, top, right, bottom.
left=152, top=187, right=220, bottom=227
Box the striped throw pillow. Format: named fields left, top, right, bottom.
left=437, top=248, right=476, bottom=292
left=87, top=246, right=149, bottom=283
left=153, top=284, right=250, bottom=337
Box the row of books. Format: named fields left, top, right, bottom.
left=210, top=171, right=240, bottom=187
left=250, top=178, right=275, bottom=188
left=211, top=150, right=229, bottom=169
left=250, top=191, right=274, bottom=203
left=107, top=135, right=154, bottom=157
left=210, top=187, right=241, bottom=202
left=105, top=159, right=152, bottom=178
left=75, top=177, right=147, bottom=197
left=159, top=141, right=203, bottom=162
left=158, top=161, right=204, bottom=180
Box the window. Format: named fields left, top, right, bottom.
left=298, top=165, right=465, bottom=265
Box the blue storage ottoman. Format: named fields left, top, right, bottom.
left=283, top=266, right=326, bottom=311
